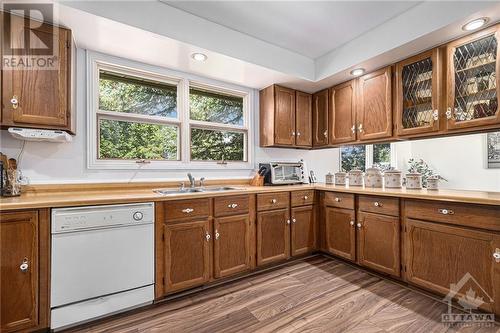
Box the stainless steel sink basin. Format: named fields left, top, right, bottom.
left=154, top=186, right=242, bottom=195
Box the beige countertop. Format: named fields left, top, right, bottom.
left=1, top=181, right=500, bottom=211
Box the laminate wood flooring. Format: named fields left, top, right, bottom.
left=65, top=256, right=499, bottom=333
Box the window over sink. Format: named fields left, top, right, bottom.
left=87, top=52, right=254, bottom=170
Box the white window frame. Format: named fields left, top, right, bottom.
left=86, top=51, right=254, bottom=170
left=339, top=143, right=397, bottom=171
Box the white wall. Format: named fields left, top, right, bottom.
left=0, top=48, right=340, bottom=185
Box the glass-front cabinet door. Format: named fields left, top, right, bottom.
left=446, top=25, right=499, bottom=130
left=395, top=49, right=440, bottom=136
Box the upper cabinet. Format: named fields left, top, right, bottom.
left=1, top=12, right=74, bottom=133
left=445, top=25, right=499, bottom=131
left=329, top=80, right=356, bottom=145
left=259, top=85, right=312, bottom=148
left=395, top=49, right=441, bottom=137
left=356, top=66, right=393, bottom=141
left=312, top=89, right=329, bottom=147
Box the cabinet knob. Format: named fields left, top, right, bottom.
left=494, top=249, right=500, bottom=263
left=335, top=197, right=341, bottom=202
left=358, top=124, right=364, bottom=133
left=182, top=208, right=194, bottom=213
left=350, top=220, right=355, bottom=226
left=215, top=229, right=220, bottom=240
left=292, top=218, right=296, bottom=223
left=292, top=131, right=296, bottom=136
left=374, top=201, right=382, bottom=207
left=11, top=95, right=19, bottom=110
left=19, top=258, right=29, bottom=272
left=351, top=125, right=356, bottom=134
left=228, top=203, right=238, bottom=209
left=205, top=232, right=211, bottom=242
left=433, top=110, right=439, bottom=121
left=438, top=208, right=454, bottom=215
left=323, top=130, right=327, bottom=137
left=297, top=132, right=301, bottom=136
left=445, top=108, right=453, bottom=120
left=303, top=196, right=308, bottom=200
left=286, top=219, right=291, bottom=225
left=271, top=199, right=277, bottom=204
left=356, top=223, right=362, bottom=228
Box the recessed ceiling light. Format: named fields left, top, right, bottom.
left=191, top=53, right=207, bottom=62
left=462, top=18, right=488, bottom=31
left=350, top=68, right=365, bottom=76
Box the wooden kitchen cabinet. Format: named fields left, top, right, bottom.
left=295, top=91, right=313, bottom=147
left=356, top=66, right=393, bottom=141
left=256, top=208, right=290, bottom=266
left=259, top=85, right=312, bottom=148
left=329, top=80, right=357, bottom=144
left=0, top=210, right=49, bottom=333
left=395, top=49, right=441, bottom=137
left=213, top=215, right=251, bottom=278
left=312, top=89, right=329, bottom=147
left=405, top=218, right=500, bottom=315
left=291, top=205, right=315, bottom=256
left=357, top=211, right=400, bottom=277
left=445, top=25, right=500, bottom=131
left=163, top=220, right=211, bottom=293
left=1, top=12, right=73, bottom=133
left=324, top=206, right=356, bottom=261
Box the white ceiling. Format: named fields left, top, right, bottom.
left=163, top=1, right=420, bottom=59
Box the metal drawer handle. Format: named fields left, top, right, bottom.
left=494, top=249, right=500, bottom=263
left=205, top=232, right=211, bottom=241
left=182, top=208, right=194, bottom=213
left=356, top=223, right=362, bottom=228
left=374, top=201, right=382, bottom=207
left=20, top=258, right=29, bottom=272
left=215, top=229, right=220, bottom=240
left=438, top=208, right=454, bottom=215
left=335, top=197, right=341, bottom=202
left=350, top=220, right=355, bottom=226
left=11, top=95, right=19, bottom=109
left=228, top=203, right=238, bottom=209
left=271, top=199, right=277, bottom=204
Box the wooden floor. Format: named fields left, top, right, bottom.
left=67, top=256, right=499, bottom=333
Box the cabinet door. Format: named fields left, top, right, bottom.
left=163, top=220, right=211, bottom=293
left=329, top=80, right=357, bottom=144
left=213, top=215, right=251, bottom=278
left=324, top=207, right=355, bottom=261
left=445, top=25, right=500, bottom=130
left=312, top=89, right=329, bottom=146
left=295, top=91, right=312, bottom=147
left=405, top=219, right=500, bottom=315
left=357, top=212, right=400, bottom=277
left=395, top=49, right=441, bottom=136
left=2, top=13, right=71, bottom=129
left=274, top=86, right=295, bottom=146
left=257, top=209, right=290, bottom=266
left=291, top=205, right=315, bottom=256
left=356, top=67, right=392, bottom=140
left=1, top=211, right=39, bottom=333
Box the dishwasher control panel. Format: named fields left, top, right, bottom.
left=52, top=203, right=154, bottom=233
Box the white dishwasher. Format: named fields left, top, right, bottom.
left=51, top=203, right=155, bottom=330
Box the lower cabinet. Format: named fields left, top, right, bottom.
left=357, top=211, right=400, bottom=277
left=257, top=208, right=290, bottom=266
left=405, top=218, right=500, bottom=315
left=291, top=205, right=315, bottom=256
left=163, top=220, right=211, bottom=293
left=0, top=210, right=49, bottom=333
left=213, top=215, right=252, bottom=278
left=324, top=206, right=356, bottom=261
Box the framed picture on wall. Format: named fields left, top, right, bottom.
left=486, top=132, right=500, bottom=169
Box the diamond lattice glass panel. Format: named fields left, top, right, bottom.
left=401, top=57, right=434, bottom=129
left=453, top=34, right=498, bottom=122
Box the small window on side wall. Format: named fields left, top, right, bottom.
left=340, top=143, right=394, bottom=172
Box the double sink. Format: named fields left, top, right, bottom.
left=155, top=186, right=242, bottom=196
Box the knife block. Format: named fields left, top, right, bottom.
left=250, top=174, right=264, bottom=186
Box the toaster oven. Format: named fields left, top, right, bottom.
left=259, top=162, right=307, bottom=185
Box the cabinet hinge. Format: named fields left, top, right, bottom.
left=162, top=277, right=165, bottom=286
left=66, top=40, right=71, bottom=49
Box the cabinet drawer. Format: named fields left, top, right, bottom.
left=291, top=190, right=315, bottom=207
left=257, top=192, right=290, bottom=211
left=164, top=199, right=210, bottom=221
left=404, top=200, right=500, bottom=231
left=358, top=195, right=399, bottom=216
left=214, top=195, right=249, bottom=217
left=324, top=192, right=354, bottom=209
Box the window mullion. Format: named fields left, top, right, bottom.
left=180, top=79, right=190, bottom=163
left=366, top=144, right=374, bottom=169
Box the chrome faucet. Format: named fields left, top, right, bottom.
left=199, top=177, right=206, bottom=188
left=187, top=173, right=195, bottom=188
